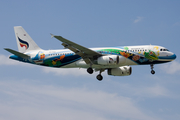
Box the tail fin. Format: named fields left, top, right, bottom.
left=14, top=26, right=42, bottom=53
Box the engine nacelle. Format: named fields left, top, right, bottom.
left=107, top=66, right=132, bottom=76
left=97, top=55, right=126, bottom=65
left=97, top=55, right=119, bottom=65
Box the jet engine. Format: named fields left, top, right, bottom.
left=97, top=55, right=119, bottom=65
left=107, top=66, right=132, bottom=76
left=97, top=55, right=126, bottom=65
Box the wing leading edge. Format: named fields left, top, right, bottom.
left=51, top=35, right=102, bottom=64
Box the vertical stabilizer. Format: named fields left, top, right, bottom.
left=14, top=26, right=42, bottom=53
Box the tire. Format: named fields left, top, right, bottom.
left=87, top=67, right=93, bottom=74
left=151, top=70, right=155, bottom=74
left=96, top=74, right=103, bottom=81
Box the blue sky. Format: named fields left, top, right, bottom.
left=1, top=0, right=180, bottom=120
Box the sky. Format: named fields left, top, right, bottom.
left=0, top=0, right=180, bottom=120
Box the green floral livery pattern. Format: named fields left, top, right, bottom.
left=144, top=50, right=158, bottom=60
left=97, top=48, right=161, bottom=65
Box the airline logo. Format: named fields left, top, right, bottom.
left=18, top=37, right=29, bottom=49
left=109, top=57, right=113, bottom=61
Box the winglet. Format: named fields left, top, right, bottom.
left=50, top=33, right=55, bottom=38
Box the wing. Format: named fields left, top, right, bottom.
left=51, top=34, right=102, bottom=64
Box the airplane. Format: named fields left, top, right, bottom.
left=4, top=26, right=176, bottom=81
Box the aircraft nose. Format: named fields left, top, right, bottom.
left=168, top=52, right=176, bottom=60
left=172, top=54, right=176, bottom=60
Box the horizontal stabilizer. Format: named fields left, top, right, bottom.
left=4, top=48, right=30, bottom=59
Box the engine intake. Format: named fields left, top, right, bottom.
left=107, top=66, right=132, bottom=76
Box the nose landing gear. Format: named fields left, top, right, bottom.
left=150, top=64, right=155, bottom=75
left=151, top=70, right=155, bottom=74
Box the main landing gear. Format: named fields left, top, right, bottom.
left=96, top=70, right=104, bottom=81
left=87, top=67, right=93, bottom=74
left=150, top=64, right=155, bottom=75
left=96, top=74, right=103, bottom=81
left=87, top=67, right=104, bottom=81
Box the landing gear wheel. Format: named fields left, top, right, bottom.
left=96, top=74, right=103, bottom=81
left=87, top=67, right=93, bottom=74
left=150, top=64, right=155, bottom=75
left=151, top=70, right=155, bottom=74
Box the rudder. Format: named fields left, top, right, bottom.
left=14, top=26, right=42, bottom=53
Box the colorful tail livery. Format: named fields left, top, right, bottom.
left=4, top=26, right=177, bottom=81
left=18, top=37, right=29, bottom=50
left=14, top=26, right=42, bottom=53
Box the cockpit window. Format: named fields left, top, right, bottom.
left=160, top=49, right=169, bottom=51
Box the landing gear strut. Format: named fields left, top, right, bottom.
left=150, top=64, right=155, bottom=75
